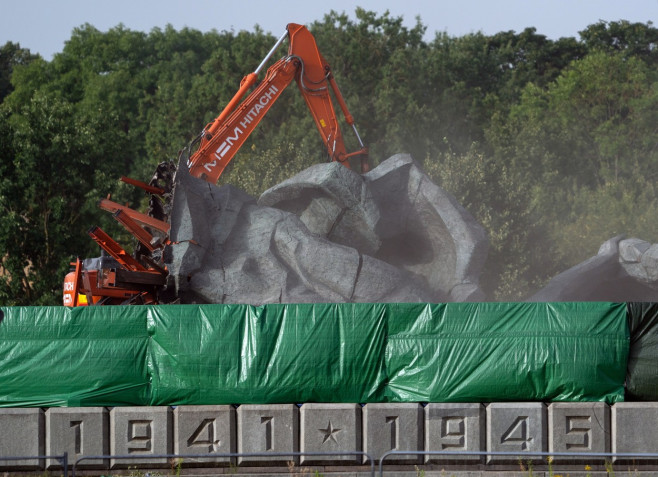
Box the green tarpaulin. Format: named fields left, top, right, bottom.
left=0, top=302, right=628, bottom=406
left=0, top=306, right=150, bottom=406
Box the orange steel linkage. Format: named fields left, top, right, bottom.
left=187, top=23, right=368, bottom=184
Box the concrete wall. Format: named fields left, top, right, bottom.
left=0, top=403, right=656, bottom=471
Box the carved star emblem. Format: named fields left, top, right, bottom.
left=318, top=420, right=342, bottom=444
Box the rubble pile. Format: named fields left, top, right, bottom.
left=164, top=154, right=488, bottom=304
left=162, top=153, right=657, bottom=304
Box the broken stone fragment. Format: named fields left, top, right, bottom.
left=620, top=238, right=652, bottom=263
left=640, top=244, right=658, bottom=283
left=528, top=236, right=658, bottom=302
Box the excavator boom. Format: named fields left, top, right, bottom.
left=187, top=23, right=368, bottom=183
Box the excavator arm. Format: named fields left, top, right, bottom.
left=187, top=23, right=368, bottom=183
left=64, top=23, right=368, bottom=306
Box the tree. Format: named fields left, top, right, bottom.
left=0, top=42, right=38, bottom=103
left=2, top=14, right=656, bottom=304
left=0, top=92, right=124, bottom=305
left=422, top=28, right=585, bottom=157
left=487, top=49, right=658, bottom=274
left=579, top=20, right=658, bottom=66
left=496, top=51, right=658, bottom=187
left=424, top=145, right=555, bottom=300
left=308, top=9, right=430, bottom=164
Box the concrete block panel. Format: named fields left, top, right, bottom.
left=486, top=403, right=546, bottom=464
left=237, top=404, right=299, bottom=466
left=363, top=403, right=423, bottom=464
left=612, top=402, right=658, bottom=462
left=110, top=407, right=172, bottom=468
left=300, top=403, right=361, bottom=465
left=0, top=408, right=44, bottom=470
left=45, top=407, right=109, bottom=469
left=425, top=403, right=485, bottom=464
left=174, top=405, right=235, bottom=466
left=548, top=402, right=609, bottom=462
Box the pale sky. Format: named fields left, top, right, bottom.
left=2, top=0, right=656, bottom=60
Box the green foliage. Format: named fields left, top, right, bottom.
left=221, top=142, right=316, bottom=196
left=579, top=20, right=658, bottom=66
left=0, top=41, right=39, bottom=103
left=549, top=176, right=658, bottom=267
left=0, top=93, right=125, bottom=304
left=310, top=9, right=430, bottom=163
left=488, top=46, right=658, bottom=283
left=424, top=145, right=554, bottom=299
left=1, top=11, right=656, bottom=303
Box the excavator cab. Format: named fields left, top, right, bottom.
left=63, top=254, right=163, bottom=306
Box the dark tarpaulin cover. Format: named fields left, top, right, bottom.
left=626, top=302, right=658, bottom=400
left=0, top=302, right=628, bottom=406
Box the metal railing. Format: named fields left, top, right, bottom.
left=378, top=450, right=658, bottom=477
left=0, top=453, right=68, bottom=476
left=4, top=449, right=658, bottom=477
left=73, top=451, right=375, bottom=477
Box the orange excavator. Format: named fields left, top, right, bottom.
left=63, top=23, right=369, bottom=306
